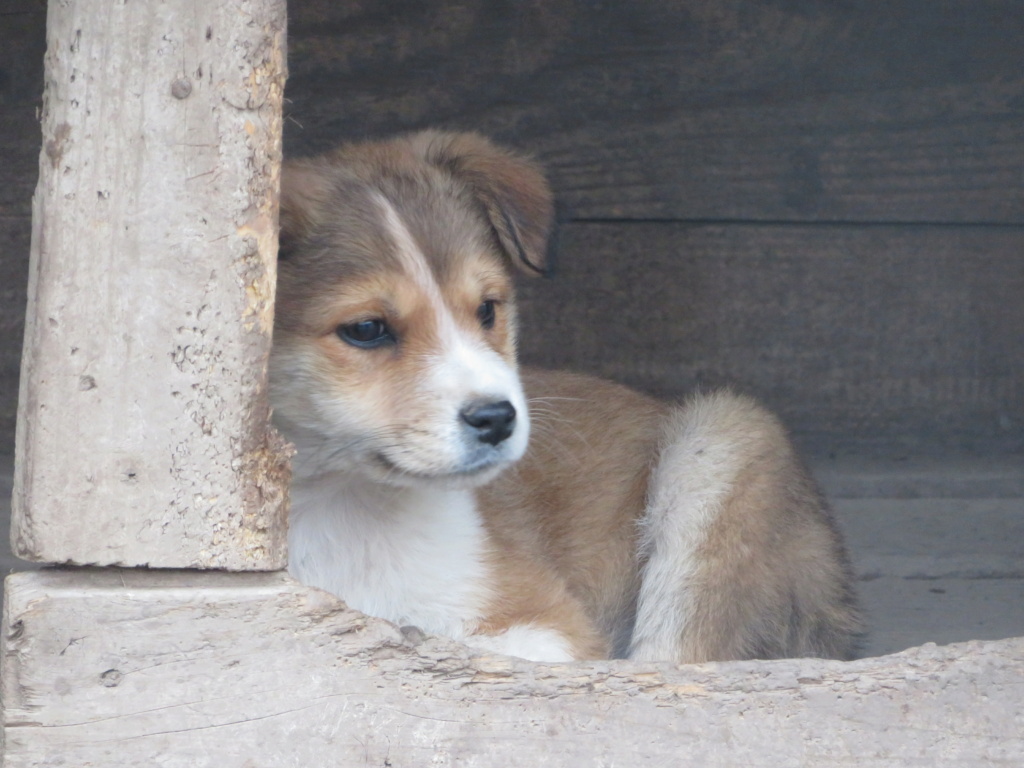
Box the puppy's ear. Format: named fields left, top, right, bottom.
left=277, top=161, right=335, bottom=259
left=411, top=131, right=554, bottom=276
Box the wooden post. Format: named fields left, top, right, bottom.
left=11, top=0, right=290, bottom=569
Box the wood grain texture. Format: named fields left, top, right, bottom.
left=11, top=0, right=291, bottom=568
left=839, top=498, right=1024, bottom=580
left=2, top=569, right=1022, bottom=767
left=283, top=0, right=1024, bottom=224
left=515, top=222, right=1024, bottom=449
left=0, top=3, right=46, bottom=448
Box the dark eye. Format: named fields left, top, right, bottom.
left=477, top=300, right=497, bottom=330
left=337, top=319, right=395, bottom=349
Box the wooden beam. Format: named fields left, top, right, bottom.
left=11, top=0, right=290, bottom=568
left=3, top=569, right=1022, bottom=766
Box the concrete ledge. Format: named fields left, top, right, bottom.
left=3, top=568, right=1022, bottom=767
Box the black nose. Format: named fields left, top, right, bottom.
left=460, top=400, right=516, bottom=446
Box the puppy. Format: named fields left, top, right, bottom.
left=270, top=131, right=863, bottom=663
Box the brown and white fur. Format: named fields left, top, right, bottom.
left=270, top=131, right=863, bottom=663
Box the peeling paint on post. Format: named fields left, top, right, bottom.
left=11, top=0, right=290, bottom=569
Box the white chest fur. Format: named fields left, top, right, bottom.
left=287, top=474, right=493, bottom=640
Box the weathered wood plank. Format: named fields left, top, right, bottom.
left=284, top=0, right=1024, bottom=224
left=0, top=4, right=46, bottom=447
left=2, top=569, right=1022, bottom=767
left=811, top=455, right=1024, bottom=500
left=837, top=497, right=1024, bottom=657
left=0, top=216, right=31, bottom=444
left=515, top=222, right=1024, bottom=449
left=840, top=498, right=1024, bottom=581
left=858, top=577, right=1024, bottom=659
left=11, top=0, right=291, bottom=568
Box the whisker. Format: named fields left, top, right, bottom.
left=528, top=395, right=589, bottom=404
left=528, top=405, right=592, bottom=453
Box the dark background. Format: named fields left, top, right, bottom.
left=2, top=0, right=1022, bottom=458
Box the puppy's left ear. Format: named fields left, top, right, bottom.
left=277, top=160, right=338, bottom=260
left=411, top=131, right=554, bottom=276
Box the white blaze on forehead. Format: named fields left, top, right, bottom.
left=373, top=190, right=466, bottom=360
left=373, top=192, right=439, bottom=296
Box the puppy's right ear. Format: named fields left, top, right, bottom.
left=277, top=161, right=334, bottom=259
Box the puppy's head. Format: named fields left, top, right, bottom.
left=271, top=131, right=552, bottom=487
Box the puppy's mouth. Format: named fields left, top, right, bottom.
left=373, top=450, right=510, bottom=487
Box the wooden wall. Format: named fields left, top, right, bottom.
left=1, top=0, right=1022, bottom=454
left=0, top=1, right=46, bottom=451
